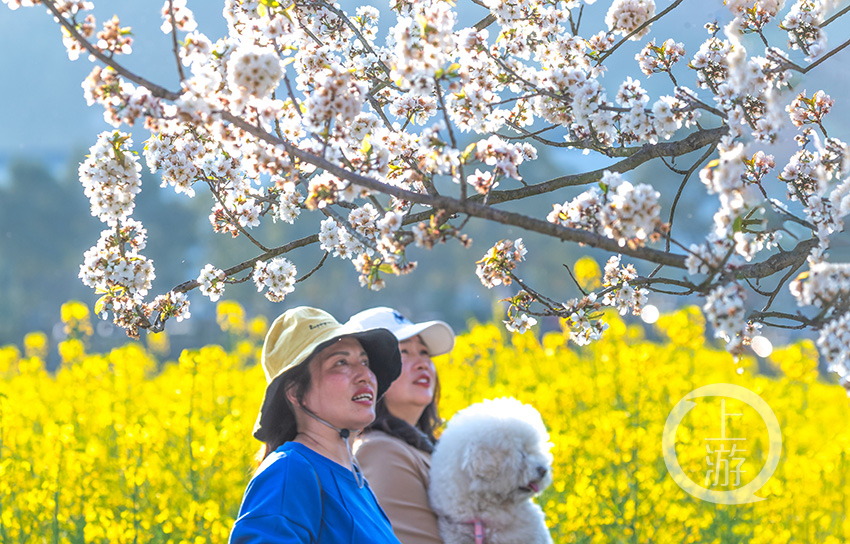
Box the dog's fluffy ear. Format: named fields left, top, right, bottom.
left=461, top=440, right=503, bottom=479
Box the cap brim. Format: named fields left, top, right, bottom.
left=253, top=327, right=401, bottom=442
left=393, top=320, right=455, bottom=356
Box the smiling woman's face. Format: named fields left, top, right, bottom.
left=300, top=336, right=378, bottom=431
left=383, top=335, right=436, bottom=425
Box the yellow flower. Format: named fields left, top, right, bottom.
left=23, top=331, right=48, bottom=360
left=2, top=304, right=850, bottom=542
left=216, top=300, right=246, bottom=334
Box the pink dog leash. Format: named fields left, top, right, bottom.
left=464, top=518, right=485, bottom=544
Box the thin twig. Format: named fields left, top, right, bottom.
left=563, top=263, right=589, bottom=297
left=761, top=259, right=806, bottom=312
left=167, top=0, right=186, bottom=84
left=665, top=144, right=716, bottom=252
left=595, top=0, right=686, bottom=66
left=778, top=38, right=850, bottom=74
left=296, top=252, right=330, bottom=283
left=433, top=79, right=465, bottom=200
left=205, top=178, right=271, bottom=252
left=748, top=310, right=818, bottom=328
left=500, top=123, right=560, bottom=140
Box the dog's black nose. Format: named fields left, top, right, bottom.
left=537, top=466, right=547, bottom=478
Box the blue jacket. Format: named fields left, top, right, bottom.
left=230, top=442, right=401, bottom=544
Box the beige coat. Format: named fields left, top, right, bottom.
left=355, top=430, right=443, bottom=544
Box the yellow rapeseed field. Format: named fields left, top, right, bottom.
left=1, top=300, right=849, bottom=543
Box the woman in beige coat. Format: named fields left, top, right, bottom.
left=347, top=307, right=455, bottom=544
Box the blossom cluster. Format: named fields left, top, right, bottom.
left=79, top=131, right=143, bottom=226
left=789, top=261, right=850, bottom=308
left=317, top=204, right=408, bottom=290
left=77, top=219, right=158, bottom=337
left=547, top=171, right=663, bottom=248
left=726, top=0, right=784, bottom=33
left=475, top=136, right=536, bottom=180
left=476, top=238, right=527, bottom=288
left=562, top=295, right=609, bottom=346
left=390, top=0, right=457, bottom=93
left=636, top=39, right=686, bottom=77
left=605, top=0, right=656, bottom=40
left=303, top=64, right=368, bottom=133
left=82, top=66, right=162, bottom=127
left=252, top=257, right=297, bottom=302
left=686, top=233, right=734, bottom=276
left=62, top=12, right=96, bottom=61
left=786, top=90, right=834, bottom=128
left=226, top=45, right=283, bottom=102
left=601, top=255, right=649, bottom=316
left=780, top=133, right=850, bottom=260
left=466, top=169, right=498, bottom=195
left=689, top=36, right=733, bottom=92
left=78, top=219, right=152, bottom=298
left=779, top=148, right=822, bottom=201
left=160, top=0, right=197, bottom=34
left=703, top=282, right=759, bottom=357
left=198, top=264, right=226, bottom=302
left=275, top=180, right=305, bottom=224
left=96, top=15, right=133, bottom=55
left=699, top=143, right=762, bottom=248
left=504, top=312, right=538, bottom=334
left=151, top=290, right=191, bottom=323
left=780, top=0, right=827, bottom=60
left=817, top=311, right=850, bottom=392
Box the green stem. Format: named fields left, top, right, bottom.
left=53, top=442, right=64, bottom=544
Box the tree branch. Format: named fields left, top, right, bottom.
left=216, top=112, right=817, bottom=287
left=485, top=126, right=727, bottom=205
left=822, top=4, right=850, bottom=27
left=171, top=232, right=320, bottom=294
left=43, top=0, right=181, bottom=100
left=730, top=238, right=817, bottom=280
left=220, top=110, right=691, bottom=269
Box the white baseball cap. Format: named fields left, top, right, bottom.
left=346, top=307, right=455, bottom=356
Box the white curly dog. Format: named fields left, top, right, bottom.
left=429, top=397, right=554, bottom=544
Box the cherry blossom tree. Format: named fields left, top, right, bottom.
left=6, top=0, right=850, bottom=390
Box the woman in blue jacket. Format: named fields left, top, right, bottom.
left=229, top=306, right=403, bottom=544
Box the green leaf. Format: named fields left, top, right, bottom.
left=461, top=142, right=477, bottom=164
left=732, top=215, right=744, bottom=233
left=94, top=295, right=108, bottom=316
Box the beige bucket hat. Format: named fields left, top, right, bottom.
left=253, top=306, right=401, bottom=442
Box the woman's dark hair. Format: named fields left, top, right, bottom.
left=257, top=360, right=313, bottom=463
left=365, top=374, right=441, bottom=454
